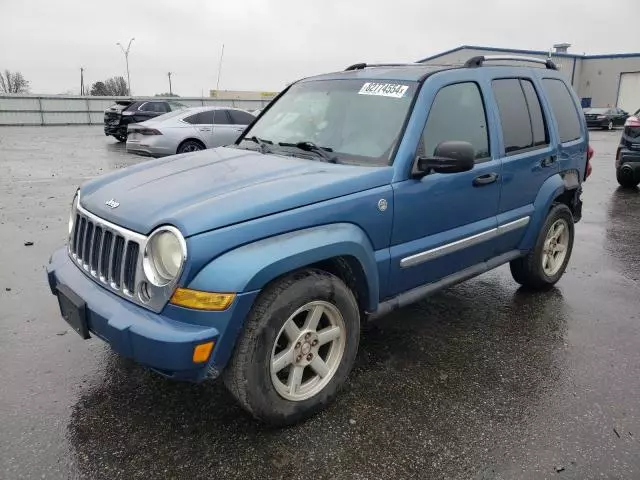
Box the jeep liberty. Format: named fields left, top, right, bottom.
left=48, top=55, right=593, bottom=425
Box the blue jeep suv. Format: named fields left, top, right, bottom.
left=47, top=55, right=592, bottom=425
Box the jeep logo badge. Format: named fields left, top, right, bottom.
left=105, top=199, right=120, bottom=209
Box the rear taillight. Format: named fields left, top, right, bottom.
left=625, top=116, right=640, bottom=127
left=139, top=128, right=162, bottom=135
left=585, top=144, right=594, bottom=180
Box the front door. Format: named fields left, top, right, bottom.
left=389, top=78, right=501, bottom=296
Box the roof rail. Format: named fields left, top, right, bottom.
left=344, top=62, right=423, bottom=71
left=464, top=55, right=558, bottom=70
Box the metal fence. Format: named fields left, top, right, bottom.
left=0, top=95, right=271, bottom=126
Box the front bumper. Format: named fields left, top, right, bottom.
left=104, top=124, right=127, bottom=137
left=46, top=248, right=257, bottom=382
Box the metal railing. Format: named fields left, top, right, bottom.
left=0, top=95, right=271, bottom=126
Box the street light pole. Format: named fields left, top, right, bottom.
left=167, top=72, right=173, bottom=96
left=116, top=37, right=135, bottom=96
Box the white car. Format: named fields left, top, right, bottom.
left=126, top=106, right=255, bottom=157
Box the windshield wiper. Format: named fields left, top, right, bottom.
left=244, top=135, right=273, bottom=154
left=278, top=141, right=339, bottom=163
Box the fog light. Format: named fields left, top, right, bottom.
left=193, top=341, right=215, bottom=363
left=170, top=288, right=235, bottom=311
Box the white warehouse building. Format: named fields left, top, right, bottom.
left=418, top=44, right=640, bottom=112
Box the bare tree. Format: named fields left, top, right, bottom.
left=0, top=70, right=30, bottom=94
left=90, top=76, right=129, bottom=96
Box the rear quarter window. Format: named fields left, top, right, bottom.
left=541, top=79, right=582, bottom=143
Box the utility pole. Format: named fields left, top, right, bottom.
left=80, top=67, right=85, bottom=95
left=116, top=37, right=135, bottom=96
left=167, top=72, right=173, bottom=96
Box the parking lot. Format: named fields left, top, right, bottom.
left=1, top=126, right=639, bottom=479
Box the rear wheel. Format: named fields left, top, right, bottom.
left=604, top=120, right=614, bottom=130
left=224, top=269, right=360, bottom=426
left=510, top=204, right=574, bottom=289
left=177, top=139, right=205, bottom=154
left=617, top=166, right=640, bottom=188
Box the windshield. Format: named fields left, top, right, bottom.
left=241, top=79, right=418, bottom=165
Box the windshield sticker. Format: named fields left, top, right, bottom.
left=358, top=82, right=409, bottom=98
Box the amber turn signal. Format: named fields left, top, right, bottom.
left=193, top=341, right=215, bottom=363
left=170, top=288, right=235, bottom=311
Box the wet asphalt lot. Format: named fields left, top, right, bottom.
left=1, top=126, right=639, bottom=480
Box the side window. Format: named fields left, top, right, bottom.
left=158, top=102, right=170, bottom=113
left=541, top=79, right=582, bottom=143
left=421, top=82, right=490, bottom=161
left=212, top=110, right=231, bottom=125
left=492, top=79, right=534, bottom=154
left=138, top=102, right=154, bottom=112
left=183, top=111, right=214, bottom=124
left=228, top=110, right=255, bottom=125
left=521, top=80, right=549, bottom=147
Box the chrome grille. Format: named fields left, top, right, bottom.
left=69, top=206, right=144, bottom=297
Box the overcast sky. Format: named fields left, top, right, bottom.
left=1, top=0, right=638, bottom=96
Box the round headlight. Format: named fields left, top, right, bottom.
left=69, top=193, right=78, bottom=235
left=143, top=226, right=186, bottom=287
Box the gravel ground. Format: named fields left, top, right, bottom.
left=1, top=126, right=639, bottom=480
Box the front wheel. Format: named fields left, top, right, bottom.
left=224, top=269, right=360, bottom=426
left=114, top=134, right=127, bottom=142
left=510, top=204, right=575, bottom=290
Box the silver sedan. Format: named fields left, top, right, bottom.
left=126, top=106, right=255, bottom=157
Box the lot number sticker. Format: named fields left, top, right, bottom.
left=358, top=82, right=409, bottom=98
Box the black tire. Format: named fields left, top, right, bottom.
left=177, top=139, right=205, bottom=154
left=224, top=269, right=360, bottom=426
left=114, top=135, right=127, bottom=142
left=605, top=120, right=614, bottom=131
left=510, top=204, right=575, bottom=290
left=617, top=167, right=640, bottom=188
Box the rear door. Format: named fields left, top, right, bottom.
left=182, top=110, right=217, bottom=147
left=540, top=78, right=586, bottom=178
left=211, top=110, right=242, bottom=147
left=488, top=76, right=558, bottom=254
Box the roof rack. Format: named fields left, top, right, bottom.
left=464, top=55, right=558, bottom=70
left=344, top=62, right=423, bottom=71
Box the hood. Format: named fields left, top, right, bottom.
left=79, top=147, right=393, bottom=236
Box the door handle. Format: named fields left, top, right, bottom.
left=473, top=173, right=498, bottom=186
left=541, top=156, right=556, bottom=167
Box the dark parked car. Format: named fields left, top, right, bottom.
left=616, top=108, right=640, bottom=188
left=583, top=107, right=629, bottom=130
left=104, top=100, right=187, bottom=142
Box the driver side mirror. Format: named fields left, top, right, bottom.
left=414, top=141, right=475, bottom=177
